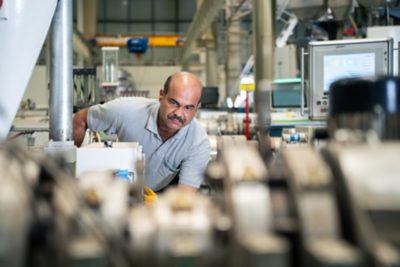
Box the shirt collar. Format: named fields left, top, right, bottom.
left=145, top=102, right=160, bottom=135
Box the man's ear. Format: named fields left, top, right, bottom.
left=159, top=89, right=164, bottom=101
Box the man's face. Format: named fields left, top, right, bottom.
left=158, top=75, right=202, bottom=132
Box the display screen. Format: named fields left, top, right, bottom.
left=201, top=86, right=219, bottom=107
left=323, top=53, right=375, bottom=92
left=272, top=80, right=305, bottom=108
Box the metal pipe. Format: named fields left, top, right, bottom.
left=253, top=0, right=274, bottom=84
left=50, top=0, right=73, bottom=141
left=225, top=0, right=242, bottom=101
left=181, top=0, right=224, bottom=64
left=253, top=0, right=275, bottom=162
left=300, top=47, right=305, bottom=116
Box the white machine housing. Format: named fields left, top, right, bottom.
left=76, top=142, right=143, bottom=181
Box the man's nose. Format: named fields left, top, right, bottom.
left=174, top=106, right=184, bottom=117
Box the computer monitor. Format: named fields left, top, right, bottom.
left=271, top=78, right=305, bottom=109
left=308, top=38, right=393, bottom=120
left=200, top=86, right=219, bottom=108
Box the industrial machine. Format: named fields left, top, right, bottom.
left=2, top=0, right=400, bottom=266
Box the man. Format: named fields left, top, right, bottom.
left=73, top=72, right=210, bottom=192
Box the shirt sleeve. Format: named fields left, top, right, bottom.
left=87, top=99, right=122, bottom=134
left=178, top=130, right=211, bottom=188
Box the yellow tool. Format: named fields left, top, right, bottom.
left=144, top=186, right=158, bottom=205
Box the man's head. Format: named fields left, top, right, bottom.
left=158, top=72, right=203, bottom=134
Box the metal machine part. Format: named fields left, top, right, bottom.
left=128, top=189, right=222, bottom=267
left=269, top=147, right=361, bottom=266
left=0, top=141, right=155, bottom=267
left=0, top=146, right=34, bottom=266
left=321, top=142, right=400, bottom=266
left=0, top=142, right=115, bottom=267
left=205, top=141, right=289, bottom=267
left=328, top=77, right=400, bottom=140
left=281, top=127, right=309, bottom=146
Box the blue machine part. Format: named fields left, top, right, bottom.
left=127, top=37, right=149, bottom=54
left=289, top=133, right=302, bottom=142
left=115, top=169, right=134, bottom=183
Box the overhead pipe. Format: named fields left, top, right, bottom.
left=181, top=0, right=225, bottom=65
left=50, top=0, right=73, bottom=142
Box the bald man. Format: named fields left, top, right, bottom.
left=73, top=72, right=211, bottom=192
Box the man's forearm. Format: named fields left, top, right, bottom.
left=73, top=108, right=89, bottom=147
left=177, top=184, right=198, bottom=193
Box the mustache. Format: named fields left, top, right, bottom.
left=167, top=114, right=184, bottom=124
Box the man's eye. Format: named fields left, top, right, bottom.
left=169, top=99, right=178, bottom=106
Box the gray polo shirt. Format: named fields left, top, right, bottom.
left=87, top=97, right=211, bottom=191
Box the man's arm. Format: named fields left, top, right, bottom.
left=177, top=184, right=198, bottom=193
left=73, top=108, right=89, bottom=147
left=178, top=131, right=211, bottom=192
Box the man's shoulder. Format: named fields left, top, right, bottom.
left=100, top=97, right=158, bottom=112
left=114, top=97, right=157, bottom=106
left=187, top=118, right=210, bottom=144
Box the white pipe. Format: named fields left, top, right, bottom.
left=0, top=0, right=57, bottom=141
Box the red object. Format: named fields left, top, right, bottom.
left=245, top=91, right=250, bottom=140
left=0, top=0, right=3, bottom=9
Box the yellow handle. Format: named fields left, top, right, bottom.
left=144, top=186, right=158, bottom=204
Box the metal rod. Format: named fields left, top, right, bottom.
left=300, top=47, right=305, bottom=116
left=50, top=0, right=73, bottom=141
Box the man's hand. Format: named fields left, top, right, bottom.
left=177, top=184, right=198, bottom=193
left=73, top=108, right=89, bottom=147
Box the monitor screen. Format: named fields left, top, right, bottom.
left=323, top=53, right=375, bottom=92
left=308, top=38, right=393, bottom=119
left=272, top=79, right=305, bottom=108
left=201, top=86, right=219, bottom=107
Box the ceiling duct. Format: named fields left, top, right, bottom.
left=277, top=0, right=326, bottom=21
left=277, top=0, right=352, bottom=21
left=328, top=0, right=353, bottom=21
